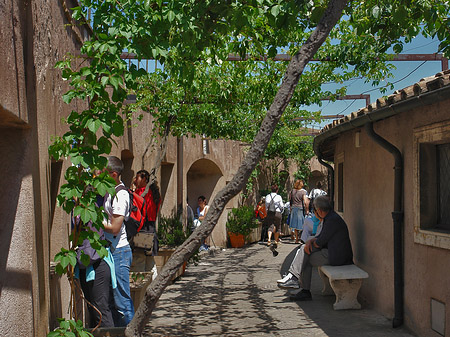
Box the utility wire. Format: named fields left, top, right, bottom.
left=333, top=60, right=428, bottom=115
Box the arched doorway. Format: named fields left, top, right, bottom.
left=187, top=158, right=224, bottom=246
left=186, top=159, right=223, bottom=214
left=308, top=169, right=328, bottom=194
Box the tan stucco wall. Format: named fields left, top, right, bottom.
left=332, top=98, right=450, bottom=336
left=1, top=0, right=90, bottom=335
left=109, top=110, right=247, bottom=248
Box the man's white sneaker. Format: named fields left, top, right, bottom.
left=277, top=273, right=293, bottom=284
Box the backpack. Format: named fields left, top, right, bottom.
left=115, top=186, right=147, bottom=241
left=72, top=215, right=106, bottom=269
left=268, top=194, right=276, bottom=213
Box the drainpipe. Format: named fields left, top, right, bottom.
left=177, top=136, right=184, bottom=213
left=317, top=154, right=334, bottom=207
left=365, top=122, right=404, bottom=328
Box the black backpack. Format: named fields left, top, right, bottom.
left=268, top=194, right=276, bottom=212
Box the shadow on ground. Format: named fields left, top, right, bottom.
left=143, top=243, right=415, bottom=337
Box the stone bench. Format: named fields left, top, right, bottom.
left=318, top=264, right=368, bottom=310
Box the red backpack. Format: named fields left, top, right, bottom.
left=116, top=186, right=147, bottom=240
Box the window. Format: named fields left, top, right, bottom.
left=437, top=144, right=450, bottom=231
left=414, top=120, right=450, bottom=249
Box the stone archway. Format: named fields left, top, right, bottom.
left=308, top=169, right=328, bottom=193
left=186, top=158, right=226, bottom=246
left=186, top=158, right=223, bottom=214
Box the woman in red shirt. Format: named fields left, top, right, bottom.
left=131, top=169, right=161, bottom=254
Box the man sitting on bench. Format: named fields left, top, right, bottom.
left=277, top=196, right=353, bottom=301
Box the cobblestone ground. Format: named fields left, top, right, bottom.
left=143, top=241, right=416, bottom=337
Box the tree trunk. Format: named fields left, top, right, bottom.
left=125, top=0, right=349, bottom=335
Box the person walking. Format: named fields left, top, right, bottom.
left=289, top=179, right=309, bottom=243
left=264, top=184, right=284, bottom=246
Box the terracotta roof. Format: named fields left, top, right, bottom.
left=320, top=69, right=450, bottom=134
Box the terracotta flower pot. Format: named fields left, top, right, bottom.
left=228, top=232, right=245, bottom=248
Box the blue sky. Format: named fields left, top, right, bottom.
left=305, top=35, right=443, bottom=129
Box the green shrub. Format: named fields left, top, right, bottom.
left=226, top=205, right=259, bottom=238
left=157, top=212, right=189, bottom=247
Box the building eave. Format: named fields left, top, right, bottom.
left=313, top=70, right=450, bottom=162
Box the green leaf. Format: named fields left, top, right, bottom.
left=268, top=46, right=277, bottom=58
left=87, top=118, right=102, bottom=133
left=112, top=121, right=124, bottom=136
left=80, top=67, right=92, bottom=76
left=110, top=76, right=120, bottom=90
left=167, top=10, right=176, bottom=22
left=101, top=76, right=109, bottom=87
left=60, top=319, right=70, bottom=330
left=79, top=251, right=91, bottom=268
left=271, top=5, right=281, bottom=17
left=55, top=263, right=65, bottom=276
left=67, top=250, right=77, bottom=268
left=372, top=6, right=380, bottom=19
left=97, top=136, right=112, bottom=154
left=393, top=43, right=403, bottom=54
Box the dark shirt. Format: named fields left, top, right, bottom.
left=315, top=210, right=353, bottom=266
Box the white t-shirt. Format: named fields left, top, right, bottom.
left=104, top=182, right=130, bottom=249
left=265, top=193, right=284, bottom=213
left=300, top=216, right=323, bottom=243
left=309, top=188, right=327, bottom=199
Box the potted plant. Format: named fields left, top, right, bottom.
left=226, top=205, right=259, bottom=248
left=155, top=209, right=197, bottom=278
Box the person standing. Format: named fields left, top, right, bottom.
left=74, top=194, right=117, bottom=328
left=264, top=184, right=284, bottom=245
left=131, top=169, right=161, bottom=256
left=289, top=179, right=309, bottom=243
left=308, top=181, right=326, bottom=213
left=103, top=156, right=134, bottom=326
left=195, top=195, right=210, bottom=251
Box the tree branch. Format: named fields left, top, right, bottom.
left=125, top=0, right=349, bottom=335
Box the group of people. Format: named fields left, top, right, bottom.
left=257, top=180, right=327, bottom=246
left=76, top=156, right=160, bottom=328
left=255, top=180, right=353, bottom=302
left=277, top=195, right=353, bottom=301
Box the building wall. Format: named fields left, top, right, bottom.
left=0, top=0, right=90, bottom=336
left=332, top=99, right=450, bottom=336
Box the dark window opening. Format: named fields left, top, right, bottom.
left=337, top=162, right=344, bottom=212
left=420, top=142, right=450, bottom=233
left=437, top=143, right=450, bottom=231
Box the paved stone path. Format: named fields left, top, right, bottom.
left=144, top=241, right=416, bottom=336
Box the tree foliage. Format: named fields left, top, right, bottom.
left=49, top=0, right=450, bottom=335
